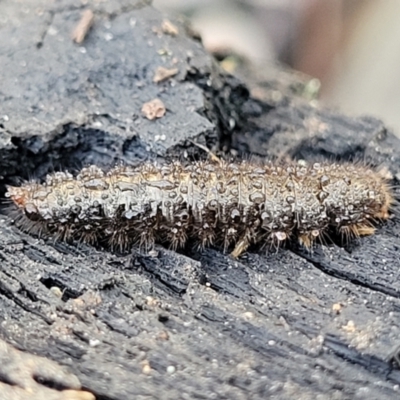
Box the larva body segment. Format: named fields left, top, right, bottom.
left=6, top=160, right=393, bottom=257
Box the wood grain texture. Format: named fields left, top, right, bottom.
left=1, top=1, right=400, bottom=399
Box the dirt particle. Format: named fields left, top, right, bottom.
left=332, top=303, right=342, bottom=314
left=157, top=330, right=170, bottom=341
left=166, top=365, right=176, bottom=374
left=141, top=98, right=166, bottom=120
left=153, top=66, right=179, bottom=83
left=342, top=320, right=356, bottom=333
left=141, top=361, right=152, bottom=375
left=161, top=20, right=179, bottom=36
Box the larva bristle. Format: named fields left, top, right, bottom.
left=5, top=160, right=394, bottom=257
left=349, top=223, right=376, bottom=237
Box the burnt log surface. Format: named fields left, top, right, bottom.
left=1, top=1, right=400, bottom=399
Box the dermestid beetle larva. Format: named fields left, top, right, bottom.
left=6, top=159, right=393, bottom=257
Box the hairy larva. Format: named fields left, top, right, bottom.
left=5, top=160, right=393, bottom=257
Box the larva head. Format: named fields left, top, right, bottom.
left=5, top=185, right=28, bottom=209
left=5, top=184, right=43, bottom=222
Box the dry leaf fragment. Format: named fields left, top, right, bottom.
left=72, top=9, right=94, bottom=44
left=153, top=66, right=178, bottom=83
left=161, top=20, right=179, bottom=36
left=141, top=98, right=166, bottom=120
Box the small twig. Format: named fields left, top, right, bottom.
left=72, top=9, right=94, bottom=44
left=188, top=140, right=221, bottom=164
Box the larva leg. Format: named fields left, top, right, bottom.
left=298, top=229, right=320, bottom=249
left=231, top=237, right=249, bottom=258
left=298, top=234, right=312, bottom=249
